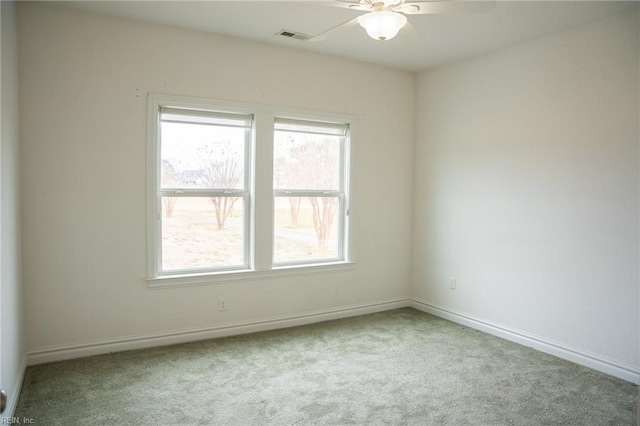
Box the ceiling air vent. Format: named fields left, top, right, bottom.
left=277, top=29, right=311, bottom=41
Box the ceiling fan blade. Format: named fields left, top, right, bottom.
left=396, top=0, right=497, bottom=15
left=398, top=19, right=426, bottom=44
left=308, top=16, right=361, bottom=42
left=328, top=0, right=372, bottom=12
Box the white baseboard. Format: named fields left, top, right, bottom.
left=410, top=298, right=640, bottom=384
left=26, top=298, right=411, bottom=365
left=26, top=298, right=639, bottom=385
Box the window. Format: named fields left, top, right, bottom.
left=148, top=95, right=352, bottom=285
left=273, top=119, right=349, bottom=265
left=155, top=107, right=252, bottom=275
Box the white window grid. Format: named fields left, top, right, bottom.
left=146, top=94, right=354, bottom=286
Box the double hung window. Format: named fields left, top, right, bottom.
left=273, top=118, right=349, bottom=265
left=156, top=107, right=252, bottom=274
left=148, top=95, right=352, bottom=285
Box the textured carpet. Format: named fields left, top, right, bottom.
left=14, top=308, right=637, bottom=425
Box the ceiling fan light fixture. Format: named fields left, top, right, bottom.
left=358, top=11, right=407, bottom=41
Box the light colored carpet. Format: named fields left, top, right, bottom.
left=15, top=308, right=637, bottom=425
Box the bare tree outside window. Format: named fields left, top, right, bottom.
left=289, top=140, right=339, bottom=252
left=158, top=110, right=249, bottom=272
left=275, top=153, right=306, bottom=228
left=288, top=197, right=302, bottom=227
left=309, top=197, right=337, bottom=252
left=199, top=144, right=243, bottom=230
left=274, top=125, right=344, bottom=261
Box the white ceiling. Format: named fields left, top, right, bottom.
left=59, top=0, right=637, bottom=72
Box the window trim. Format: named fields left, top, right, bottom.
left=146, top=94, right=356, bottom=288
left=158, top=107, right=253, bottom=275
left=149, top=97, right=254, bottom=277
left=272, top=117, right=351, bottom=267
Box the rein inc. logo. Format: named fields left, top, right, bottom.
left=1, top=418, right=35, bottom=425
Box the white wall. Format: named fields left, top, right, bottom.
left=17, top=3, right=414, bottom=354
left=17, top=1, right=639, bottom=383
left=413, top=11, right=639, bottom=370
left=1, top=0, right=24, bottom=417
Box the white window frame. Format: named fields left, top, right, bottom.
left=273, top=117, right=351, bottom=266
left=158, top=106, right=252, bottom=275
left=147, top=94, right=355, bottom=289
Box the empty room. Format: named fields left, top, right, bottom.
left=1, top=0, right=638, bottom=424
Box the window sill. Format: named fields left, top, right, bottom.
left=146, top=261, right=356, bottom=289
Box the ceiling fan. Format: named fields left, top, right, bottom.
left=309, top=0, right=497, bottom=42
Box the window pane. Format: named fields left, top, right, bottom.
left=273, top=128, right=341, bottom=191
left=161, top=196, right=244, bottom=271
left=273, top=196, right=339, bottom=264
left=160, top=121, right=246, bottom=190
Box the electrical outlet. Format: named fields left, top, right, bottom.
left=218, top=298, right=227, bottom=311
left=450, top=277, right=457, bottom=289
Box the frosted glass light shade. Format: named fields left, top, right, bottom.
left=358, top=11, right=407, bottom=41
